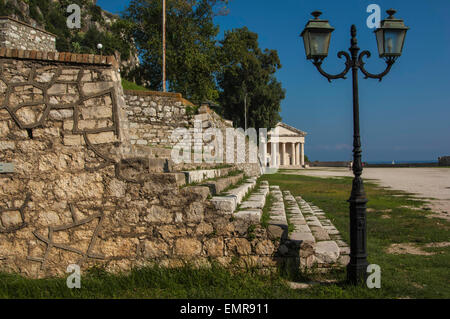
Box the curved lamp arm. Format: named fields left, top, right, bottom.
left=312, top=51, right=352, bottom=83
left=358, top=51, right=395, bottom=82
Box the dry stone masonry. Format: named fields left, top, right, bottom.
left=0, top=23, right=349, bottom=278
left=0, top=17, right=56, bottom=52
left=124, top=91, right=191, bottom=148
left=0, top=47, right=293, bottom=278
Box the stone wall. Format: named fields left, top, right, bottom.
left=124, top=91, right=262, bottom=176
left=0, top=17, right=56, bottom=52
left=124, top=91, right=191, bottom=147
left=0, top=49, right=282, bottom=278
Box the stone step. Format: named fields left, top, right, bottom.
left=283, top=191, right=315, bottom=244
left=181, top=166, right=236, bottom=184
left=234, top=181, right=269, bottom=223
left=258, top=186, right=351, bottom=269
left=210, top=177, right=257, bottom=215
left=294, top=195, right=350, bottom=266
left=266, top=185, right=288, bottom=240
left=203, top=173, right=244, bottom=195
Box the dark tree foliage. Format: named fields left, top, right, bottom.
left=123, top=0, right=228, bottom=103
left=217, top=27, right=285, bottom=132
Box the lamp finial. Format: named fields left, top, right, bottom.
left=311, top=11, right=322, bottom=19
left=386, top=9, right=396, bottom=19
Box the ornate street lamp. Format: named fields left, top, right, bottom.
left=300, top=9, right=408, bottom=284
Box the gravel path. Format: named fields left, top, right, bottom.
left=283, top=167, right=450, bottom=215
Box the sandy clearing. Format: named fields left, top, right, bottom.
left=283, top=167, right=450, bottom=215
left=386, top=242, right=450, bottom=256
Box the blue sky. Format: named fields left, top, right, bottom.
left=98, top=0, right=450, bottom=162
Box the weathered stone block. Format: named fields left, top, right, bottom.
left=0, top=141, right=15, bottom=150
left=87, top=131, right=115, bottom=144
left=0, top=210, right=22, bottom=228
left=82, top=82, right=114, bottom=95
left=255, top=240, right=275, bottom=255
left=310, top=226, right=330, bottom=241
left=227, top=238, right=251, bottom=255
left=0, top=121, right=10, bottom=137
left=174, top=238, right=202, bottom=257
left=211, top=196, right=236, bottom=214
left=63, top=134, right=84, bottom=146
left=204, top=238, right=224, bottom=257
left=143, top=240, right=169, bottom=258
left=234, top=210, right=262, bottom=223
left=314, top=241, right=340, bottom=264
left=144, top=205, right=172, bottom=223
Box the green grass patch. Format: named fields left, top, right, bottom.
left=121, top=79, right=150, bottom=91
left=261, top=193, right=274, bottom=228
left=0, top=264, right=301, bottom=299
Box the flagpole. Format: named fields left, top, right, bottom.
left=162, top=0, right=166, bottom=92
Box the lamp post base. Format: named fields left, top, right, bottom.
left=347, top=260, right=369, bottom=284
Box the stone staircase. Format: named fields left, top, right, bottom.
left=234, top=181, right=269, bottom=223
left=209, top=177, right=350, bottom=270
left=210, top=177, right=257, bottom=215
left=281, top=190, right=350, bottom=269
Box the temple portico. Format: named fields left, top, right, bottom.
left=265, top=123, right=307, bottom=168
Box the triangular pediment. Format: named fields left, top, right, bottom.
left=269, top=122, right=307, bottom=137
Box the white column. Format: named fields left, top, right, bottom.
left=271, top=142, right=277, bottom=167
left=291, top=142, right=295, bottom=166
left=295, top=143, right=300, bottom=166
left=300, top=143, right=305, bottom=167
left=281, top=142, right=286, bottom=166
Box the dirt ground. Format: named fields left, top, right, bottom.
left=283, top=167, right=450, bottom=217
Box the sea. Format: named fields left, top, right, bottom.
left=365, top=160, right=437, bottom=165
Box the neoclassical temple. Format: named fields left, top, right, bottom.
left=266, top=122, right=307, bottom=168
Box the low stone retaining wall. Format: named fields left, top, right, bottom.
left=0, top=16, right=56, bottom=52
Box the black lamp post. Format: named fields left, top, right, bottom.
left=300, top=9, right=409, bottom=283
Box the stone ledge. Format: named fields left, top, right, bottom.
left=0, top=47, right=118, bottom=68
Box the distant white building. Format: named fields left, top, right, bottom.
left=265, top=122, right=307, bottom=168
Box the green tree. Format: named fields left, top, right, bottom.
left=123, top=0, right=228, bottom=102
left=217, top=27, right=285, bottom=132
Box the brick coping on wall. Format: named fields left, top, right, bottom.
left=0, top=16, right=57, bottom=38
left=0, top=47, right=118, bottom=68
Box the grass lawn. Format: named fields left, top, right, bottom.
left=121, top=79, right=149, bottom=91
left=261, top=173, right=450, bottom=298
left=0, top=173, right=448, bottom=298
